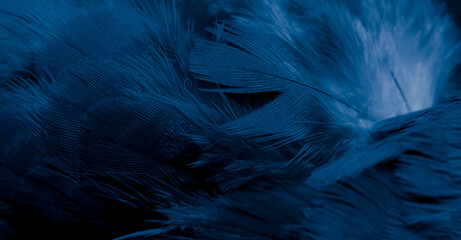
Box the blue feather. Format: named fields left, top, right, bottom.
left=0, top=0, right=460, bottom=239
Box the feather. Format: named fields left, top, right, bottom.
left=146, top=99, right=461, bottom=240
left=1, top=0, right=461, bottom=239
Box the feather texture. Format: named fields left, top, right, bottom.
left=0, top=0, right=460, bottom=239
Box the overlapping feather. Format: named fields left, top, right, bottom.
left=0, top=0, right=460, bottom=239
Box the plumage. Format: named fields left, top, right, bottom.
left=0, top=0, right=460, bottom=239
